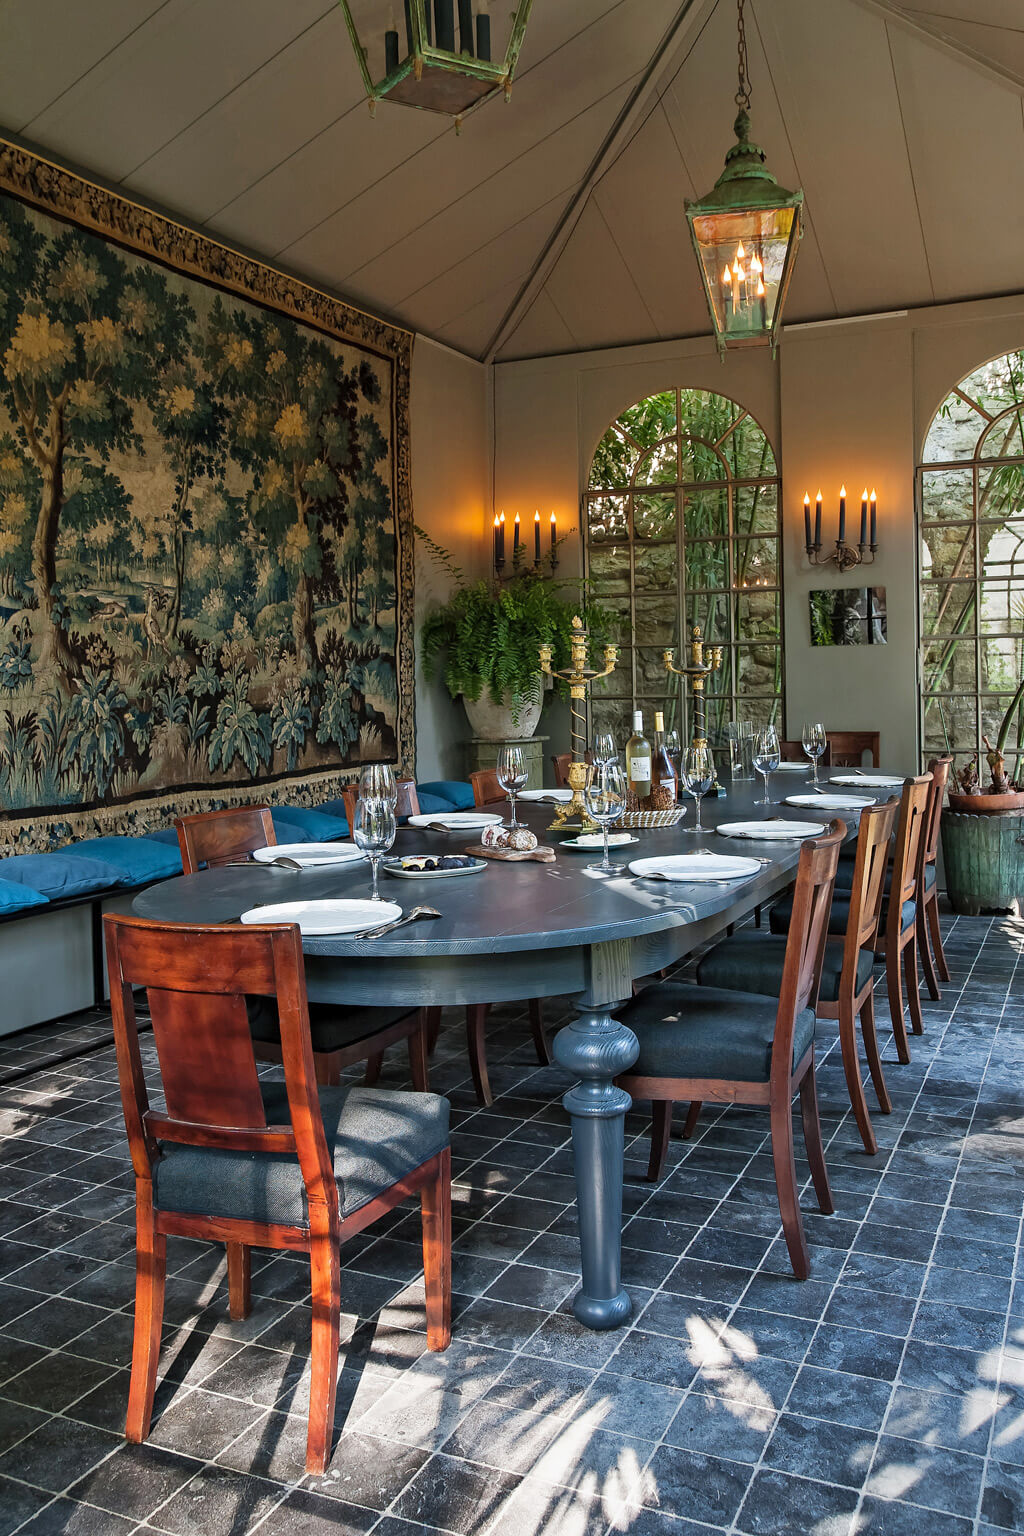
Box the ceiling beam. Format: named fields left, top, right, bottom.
left=848, top=0, right=1024, bottom=94
left=481, top=0, right=718, bottom=364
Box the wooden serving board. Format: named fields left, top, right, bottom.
left=465, top=843, right=556, bottom=864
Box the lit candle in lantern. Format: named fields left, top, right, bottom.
left=513, top=511, right=521, bottom=557
left=860, top=488, right=868, bottom=547
left=803, top=492, right=811, bottom=552
left=870, top=488, right=877, bottom=546
left=814, top=490, right=822, bottom=549
left=838, top=484, right=847, bottom=544
left=722, top=266, right=733, bottom=318
left=533, top=509, right=540, bottom=564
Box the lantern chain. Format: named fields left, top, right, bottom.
left=735, top=0, right=751, bottom=110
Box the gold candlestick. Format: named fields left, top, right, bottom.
left=663, top=626, right=723, bottom=746
left=540, top=616, right=618, bottom=831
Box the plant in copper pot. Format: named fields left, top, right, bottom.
left=949, top=677, right=1024, bottom=813
left=943, top=677, right=1024, bottom=915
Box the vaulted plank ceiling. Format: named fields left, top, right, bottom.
left=0, top=0, right=1022, bottom=364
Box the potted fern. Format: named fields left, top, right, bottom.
left=417, top=530, right=610, bottom=741
left=942, top=677, right=1024, bottom=913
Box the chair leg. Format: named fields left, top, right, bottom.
left=315, top=1052, right=342, bottom=1087
left=917, top=903, right=941, bottom=1002
left=799, top=1059, right=835, bottom=1213
left=647, top=1101, right=674, bottom=1182
left=837, top=998, right=877, bottom=1156
left=305, top=1227, right=340, bottom=1477
left=753, top=904, right=762, bottom=929
left=886, top=948, right=912, bottom=1065
left=126, top=1191, right=166, bottom=1444
left=226, top=1242, right=251, bottom=1321
left=363, top=1052, right=383, bottom=1086
left=407, top=1017, right=430, bottom=1092
left=466, top=1004, right=492, bottom=1106
left=904, top=936, right=925, bottom=1037
left=770, top=1092, right=810, bottom=1280
left=682, top=1101, right=702, bottom=1139
left=423, top=1006, right=442, bottom=1055
left=926, top=890, right=951, bottom=983
left=528, top=999, right=551, bottom=1065
left=859, top=990, right=892, bottom=1116
left=421, top=1147, right=452, bottom=1352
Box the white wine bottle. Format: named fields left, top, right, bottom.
left=625, top=710, right=652, bottom=801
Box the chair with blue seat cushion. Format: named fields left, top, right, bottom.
left=272, top=807, right=349, bottom=843
left=63, top=836, right=183, bottom=884
left=103, top=913, right=451, bottom=1476
left=0, top=876, right=50, bottom=914
left=176, top=806, right=429, bottom=1092
left=416, top=780, right=476, bottom=812
left=617, top=824, right=844, bottom=1280
left=0, top=850, right=126, bottom=900
left=700, top=797, right=900, bottom=1156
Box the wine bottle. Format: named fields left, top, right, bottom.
left=625, top=710, right=652, bottom=801
left=652, top=711, right=678, bottom=805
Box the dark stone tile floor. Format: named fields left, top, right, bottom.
left=0, top=910, right=1021, bottom=1533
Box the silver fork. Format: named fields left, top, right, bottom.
left=352, top=905, right=442, bottom=940
left=224, top=855, right=303, bottom=871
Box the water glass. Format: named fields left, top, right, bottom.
left=664, top=728, right=681, bottom=777
left=752, top=725, right=781, bottom=806
left=360, top=764, right=397, bottom=805
left=353, top=795, right=397, bottom=901
left=727, top=721, right=755, bottom=780
left=593, top=731, right=617, bottom=765
left=496, top=744, right=529, bottom=828
left=681, top=744, right=715, bottom=834
left=584, top=759, right=627, bottom=874
left=802, top=722, right=827, bottom=783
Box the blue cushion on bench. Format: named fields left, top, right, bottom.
left=314, top=800, right=351, bottom=833
left=144, top=828, right=180, bottom=846
left=63, top=836, right=182, bottom=884
left=0, top=877, right=50, bottom=914
left=415, top=792, right=459, bottom=815
left=0, top=851, right=126, bottom=900
left=272, top=807, right=348, bottom=843
left=417, top=780, right=475, bottom=811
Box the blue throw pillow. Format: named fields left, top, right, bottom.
left=314, top=799, right=351, bottom=834
left=0, top=876, right=49, bottom=914
left=416, top=792, right=459, bottom=815
left=0, top=851, right=126, bottom=900
left=417, top=780, right=475, bottom=811
left=273, top=807, right=349, bottom=843
left=143, top=828, right=180, bottom=846
left=64, top=836, right=183, bottom=884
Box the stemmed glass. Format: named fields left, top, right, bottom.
left=593, top=730, right=617, bottom=765
left=802, top=722, right=827, bottom=784
left=353, top=796, right=397, bottom=902
left=584, top=759, right=627, bottom=874
left=753, top=724, right=781, bottom=807
left=664, top=727, right=682, bottom=780
left=681, top=744, right=714, bottom=834
left=360, top=764, right=397, bottom=805
left=496, top=744, right=528, bottom=828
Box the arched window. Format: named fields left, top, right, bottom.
left=919, top=351, right=1024, bottom=768
left=585, top=389, right=781, bottom=746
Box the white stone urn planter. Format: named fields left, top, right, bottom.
left=463, top=684, right=542, bottom=742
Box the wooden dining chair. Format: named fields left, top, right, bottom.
left=779, top=740, right=832, bottom=765
left=618, top=823, right=844, bottom=1279
left=175, top=807, right=429, bottom=1091
left=917, top=756, right=952, bottom=1000
left=698, top=799, right=899, bottom=1156
left=104, top=913, right=451, bottom=1476
left=827, top=731, right=881, bottom=768
left=469, top=767, right=502, bottom=806
left=340, top=778, right=421, bottom=833
left=551, top=751, right=592, bottom=787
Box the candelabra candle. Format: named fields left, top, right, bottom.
left=803, top=492, right=811, bottom=551
left=814, top=490, right=822, bottom=550
left=533, top=509, right=540, bottom=564
left=838, top=484, right=846, bottom=544
left=493, top=513, right=502, bottom=571
left=870, top=488, right=877, bottom=546
left=498, top=510, right=505, bottom=565
left=513, top=511, right=520, bottom=559
left=859, top=488, right=868, bottom=547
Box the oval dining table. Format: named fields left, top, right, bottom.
left=135, top=769, right=850, bottom=1330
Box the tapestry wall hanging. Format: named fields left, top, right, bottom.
left=0, top=140, right=414, bottom=849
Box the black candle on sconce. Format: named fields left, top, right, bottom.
left=513, top=511, right=521, bottom=563
left=814, top=490, right=822, bottom=551
left=533, top=509, right=541, bottom=565
left=859, top=488, right=868, bottom=547
left=870, top=488, right=877, bottom=548
left=493, top=513, right=503, bottom=573
left=804, top=482, right=879, bottom=572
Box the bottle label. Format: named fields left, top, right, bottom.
left=628, top=755, right=651, bottom=781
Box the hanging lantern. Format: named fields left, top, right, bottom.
left=339, top=1, right=534, bottom=128
left=685, top=0, right=803, bottom=355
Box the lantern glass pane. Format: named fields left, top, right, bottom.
left=692, top=207, right=796, bottom=340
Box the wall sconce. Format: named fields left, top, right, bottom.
left=494, top=509, right=559, bottom=576
left=804, top=485, right=878, bottom=573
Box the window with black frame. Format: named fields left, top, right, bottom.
left=584, top=389, right=782, bottom=750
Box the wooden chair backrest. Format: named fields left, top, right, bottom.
left=922, top=756, right=952, bottom=869
left=176, top=805, right=275, bottom=874
left=827, top=731, right=881, bottom=768
left=779, top=739, right=832, bottom=765
left=340, top=778, right=420, bottom=832
left=839, top=798, right=900, bottom=982
left=887, top=776, right=932, bottom=942
left=552, top=751, right=593, bottom=787
left=470, top=768, right=503, bottom=806
left=104, top=914, right=334, bottom=1220
left=772, top=821, right=844, bottom=1085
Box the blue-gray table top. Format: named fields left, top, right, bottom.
left=133, top=770, right=858, bottom=959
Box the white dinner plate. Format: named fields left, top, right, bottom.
left=784, top=793, right=874, bottom=811
left=383, top=857, right=486, bottom=879
left=830, top=774, right=906, bottom=788
left=406, top=812, right=502, bottom=830
left=239, top=899, right=402, bottom=935
left=629, top=853, right=762, bottom=882
left=717, top=819, right=826, bottom=840
left=560, top=833, right=639, bottom=851
left=772, top=762, right=813, bottom=773
left=518, top=788, right=573, bottom=803
left=251, top=843, right=364, bottom=867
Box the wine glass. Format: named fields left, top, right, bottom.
left=353, top=795, right=397, bottom=902
left=496, top=744, right=528, bottom=828
left=681, top=744, right=714, bottom=834
left=753, top=725, right=781, bottom=807
left=664, top=727, right=681, bottom=776
left=583, top=759, right=627, bottom=874
left=360, top=764, right=397, bottom=805
left=593, top=730, right=617, bottom=765
left=801, top=722, right=827, bottom=784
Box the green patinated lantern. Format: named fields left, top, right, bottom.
left=686, top=0, right=803, bottom=355
left=339, top=0, right=534, bottom=128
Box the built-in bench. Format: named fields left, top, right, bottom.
left=0, top=779, right=476, bottom=1037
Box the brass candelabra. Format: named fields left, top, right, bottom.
left=663, top=626, right=723, bottom=747
left=540, top=616, right=618, bottom=831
